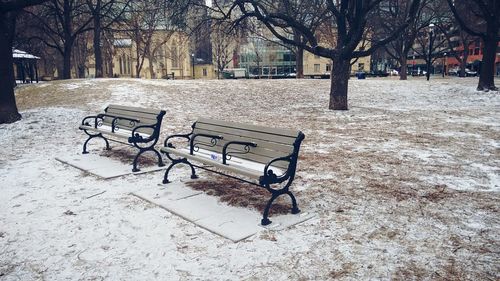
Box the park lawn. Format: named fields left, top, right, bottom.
left=1, top=77, right=499, bottom=280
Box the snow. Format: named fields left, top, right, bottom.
left=12, top=49, right=40, bottom=60
left=1, top=77, right=499, bottom=280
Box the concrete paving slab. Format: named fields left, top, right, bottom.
left=132, top=181, right=316, bottom=242
left=56, top=153, right=166, bottom=179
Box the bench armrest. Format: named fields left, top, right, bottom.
left=81, top=115, right=105, bottom=128
left=261, top=154, right=294, bottom=185
left=163, top=133, right=192, bottom=148
left=128, top=124, right=157, bottom=143
left=97, top=114, right=140, bottom=133
left=222, top=141, right=257, bottom=164
left=190, top=133, right=223, bottom=155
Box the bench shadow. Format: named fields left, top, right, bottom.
left=185, top=176, right=292, bottom=215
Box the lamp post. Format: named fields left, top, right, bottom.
left=442, top=52, right=447, bottom=77
left=426, top=23, right=435, bottom=81
left=191, top=53, right=195, bottom=79
left=412, top=55, right=415, bottom=76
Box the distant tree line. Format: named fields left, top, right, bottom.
left=1, top=0, right=498, bottom=124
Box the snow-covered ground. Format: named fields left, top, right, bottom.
left=1, top=77, right=499, bottom=280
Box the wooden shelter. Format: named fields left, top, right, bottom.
left=13, top=49, right=40, bottom=84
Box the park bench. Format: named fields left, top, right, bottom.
left=160, top=118, right=305, bottom=225
left=79, top=104, right=166, bottom=172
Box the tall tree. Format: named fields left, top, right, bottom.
left=212, top=20, right=240, bottom=78
left=86, top=0, right=129, bottom=78
left=0, top=0, right=48, bottom=124
left=437, top=15, right=475, bottom=78
left=376, top=0, right=433, bottom=80
left=27, top=0, right=93, bottom=79
left=220, top=0, right=420, bottom=110
left=123, top=0, right=175, bottom=78
left=447, top=0, right=500, bottom=91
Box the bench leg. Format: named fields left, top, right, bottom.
left=132, top=149, right=146, bottom=172
left=82, top=134, right=110, bottom=154
left=261, top=193, right=279, bottom=226
left=286, top=191, right=301, bottom=214
left=132, top=147, right=165, bottom=172
left=261, top=190, right=301, bottom=226
left=162, top=158, right=197, bottom=184
left=151, top=148, right=165, bottom=167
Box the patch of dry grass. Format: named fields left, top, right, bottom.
left=185, top=176, right=293, bottom=215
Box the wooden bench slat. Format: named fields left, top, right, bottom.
left=197, top=117, right=299, bottom=138
left=105, top=108, right=160, bottom=124
left=192, top=133, right=294, bottom=154
left=192, top=138, right=291, bottom=169
left=161, top=147, right=285, bottom=180
left=193, top=124, right=297, bottom=146
left=106, top=104, right=164, bottom=115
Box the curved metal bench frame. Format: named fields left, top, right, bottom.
left=79, top=106, right=166, bottom=172
left=161, top=121, right=305, bottom=226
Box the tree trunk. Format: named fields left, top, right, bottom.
left=296, top=47, right=304, bottom=78
left=459, top=47, right=468, bottom=77
left=400, top=57, right=408, bottom=80
left=62, top=39, right=73, bottom=79
left=0, top=11, right=22, bottom=124
left=93, top=8, right=103, bottom=78
left=329, top=57, right=349, bottom=110
left=148, top=55, right=155, bottom=79
left=477, top=37, right=498, bottom=91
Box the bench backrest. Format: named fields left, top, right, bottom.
left=102, top=105, right=165, bottom=135
left=191, top=118, right=304, bottom=170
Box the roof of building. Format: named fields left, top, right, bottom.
left=13, top=49, right=40, bottom=60
left=114, top=39, right=132, bottom=47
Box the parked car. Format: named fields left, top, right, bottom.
left=448, top=68, right=458, bottom=76
left=465, top=68, right=477, bottom=77
left=389, top=69, right=399, bottom=76
left=448, top=68, right=477, bottom=77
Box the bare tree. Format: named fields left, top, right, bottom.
left=376, top=0, right=434, bottom=80
left=122, top=0, right=176, bottom=78
left=447, top=0, right=500, bottom=91
left=25, top=0, right=93, bottom=79
left=212, top=20, right=241, bottom=78
left=217, top=0, right=421, bottom=110
left=411, top=24, right=448, bottom=80
left=435, top=8, right=475, bottom=77
left=0, top=0, right=48, bottom=124
left=86, top=0, right=130, bottom=78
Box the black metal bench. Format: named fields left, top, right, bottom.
left=160, top=118, right=305, bottom=225
left=79, top=105, right=166, bottom=172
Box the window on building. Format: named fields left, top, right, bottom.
left=171, top=45, right=179, bottom=68
left=314, top=64, right=320, bottom=72
left=127, top=56, right=131, bottom=74
left=358, top=63, right=365, bottom=71
left=326, top=64, right=331, bottom=72
left=203, top=68, right=207, bottom=76
left=119, top=57, right=123, bottom=74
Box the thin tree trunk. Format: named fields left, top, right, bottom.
left=62, top=39, right=73, bottom=79
left=459, top=47, right=468, bottom=77
left=93, top=5, right=103, bottom=78
left=148, top=55, right=155, bottom=79
left=477, top=37, right=498, bottom=91
left=0, top=11, right=22, bottom=124
left=400, top=57, right=408, bottom=80
left=296, top=47, right=304, bottom=78
left=329, top=57, right=349, bottom=110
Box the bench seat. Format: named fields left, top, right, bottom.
left=161, top=118, right=304, bottom=225
left=161, top=147, right=284, bottom=180
left=79, top=105, right=166, bottom=172
left=78, top=125, right=151, bottom=140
